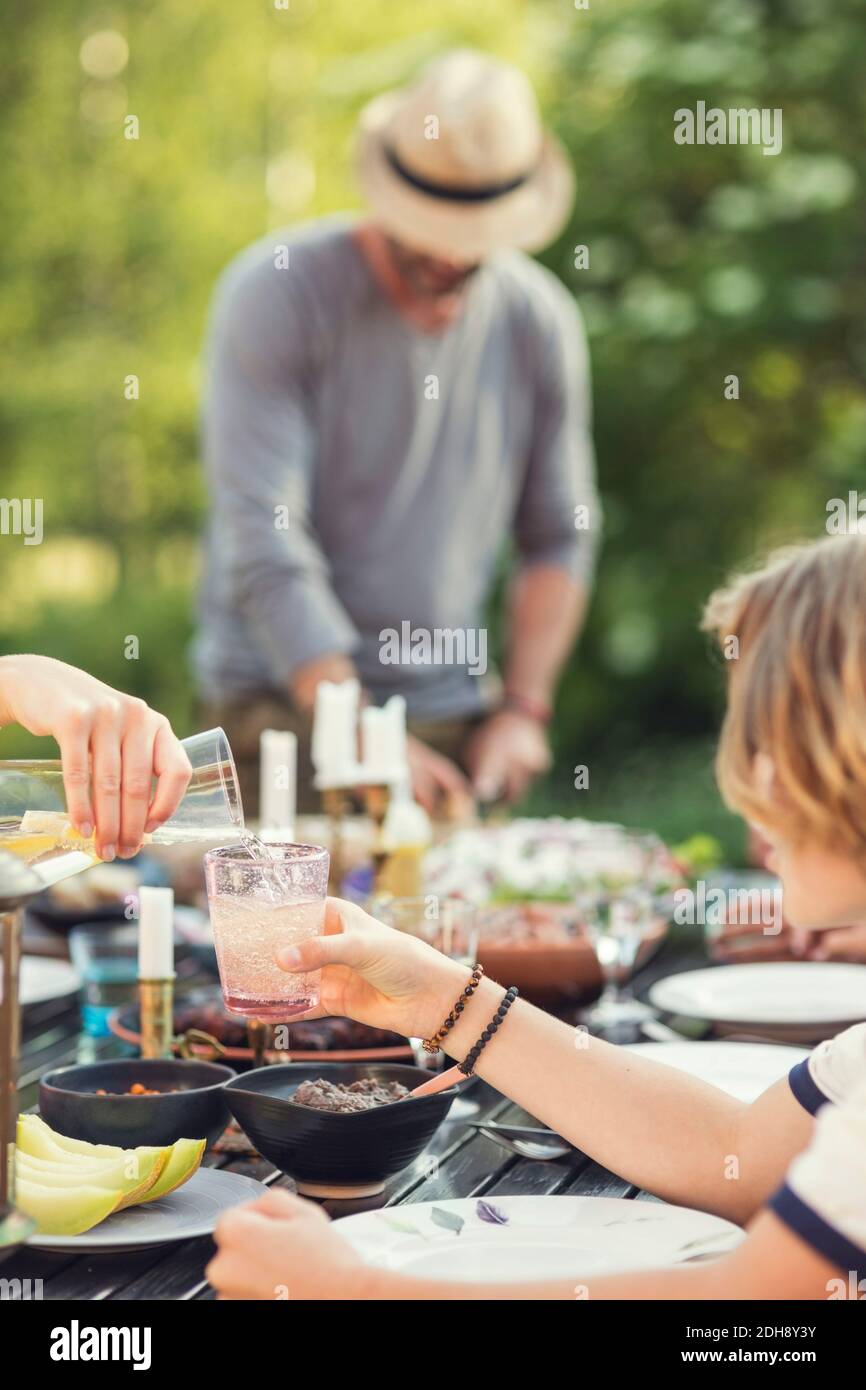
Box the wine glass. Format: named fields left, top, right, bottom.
left=573, top=827, right=660, bottom=1036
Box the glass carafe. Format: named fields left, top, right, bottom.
left=0, top=727, right=244, bottom=886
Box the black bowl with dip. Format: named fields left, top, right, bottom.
left=38, top=1058, right=234, bottom=1149
left=224, top=1062, right=460, bottom=1197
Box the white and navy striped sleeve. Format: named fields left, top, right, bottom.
left=787, top=1021, right=866, bottom=1115
left=769, top=1078, right=866, bottom=1279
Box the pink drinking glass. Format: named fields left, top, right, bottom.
left=204, top=843, right=329, bottom=1021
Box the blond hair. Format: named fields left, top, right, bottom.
left=701, top=534, right=866, bottom=854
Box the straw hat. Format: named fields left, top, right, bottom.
left=355, top=49, right=575, bottom=262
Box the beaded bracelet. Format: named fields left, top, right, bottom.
left=422, top=964, right=484, bottom=1054
left=458, top=985, right=519, bottom=1076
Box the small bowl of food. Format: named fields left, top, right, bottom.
left=224, top=1062, right=460, bottom=1197
left=38, top=1058, right=235, bottom=1150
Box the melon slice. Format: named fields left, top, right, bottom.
left=17, top=1116, right=170, bottom=1202
left=137, top=1137, right=205, bottom=1204
left=17, top=1114, right=124, bottom=1163
left=16, top=1176, right=124, bottom=1236
left=16, top=1147, right=166, bottom=1206
left=15, top=1117, right=204, bottom=1212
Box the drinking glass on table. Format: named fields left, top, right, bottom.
left=372, top=894, right=480, bottom=1114
left=374, top=894, right=479, bottom=967
left=573, top=828, right=660, bottom=1036
left=204, top=843, right=329, bottom=1022
left=69, top=923, right=140, bottom=1038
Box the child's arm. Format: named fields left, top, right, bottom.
left=440, top=976, right=815, bottom=1226
left=284, top=905, right=817, bottom=1227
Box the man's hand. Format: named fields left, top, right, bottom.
left=463, top=709, right=551, bottom=803
left=289, top=653, right=357, bottom=715
left=406, top=733, right=473, bottom=817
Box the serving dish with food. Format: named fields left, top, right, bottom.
left=224, top=1061, right=461, bottom=1197
left=423, top=819, right=684, bottom=1000
left=37, top=1058, right=234, bottom=1149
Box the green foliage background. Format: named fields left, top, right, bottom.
left=2, top=0, right=864, bottom=853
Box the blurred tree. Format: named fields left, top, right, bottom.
left=539, top=0, right=866, bottom=784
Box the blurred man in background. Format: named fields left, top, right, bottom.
left=194, top=49, right=599, bottom=814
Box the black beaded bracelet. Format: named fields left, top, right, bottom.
left=458, top=985, right=519, bottom=1076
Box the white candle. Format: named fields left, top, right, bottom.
left=360, top=705, right=389, bottom=784
left=360, top=695, right=408, bottom=785
left=137, top=886, right=175, bottom=979
left=312, top=679, right=362, bottom=788
left=259, top=728, right=297, bottom=837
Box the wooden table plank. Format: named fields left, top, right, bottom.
left=0, top=1249, right=81, bottom=1298
left=482, top=1157, right=579, bottom=1198
left=108, top=1237, right=217, bottom=1301
left=560, top=1161, right=637, bottom=1200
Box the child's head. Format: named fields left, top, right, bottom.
left=702, top=534, right=866, bottom=930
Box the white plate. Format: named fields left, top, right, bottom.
left=20, top=956, right=81, bottom=1007
left=337, top=1195, right=742, bottom=1283
left=648, top=962, right=866, bottom=1027
left=26, top=1166, right=264, bottom=1253
left=621, top=1040, right=808, bottom=1102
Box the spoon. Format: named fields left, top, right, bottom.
left=408, top=1063, right=466, bottom=1099
left=465, top=1120, right=571, bottom=1144
left=473, top=1125, right=572, bottom=1161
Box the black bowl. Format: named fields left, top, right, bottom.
left=38, top=1058, right=234, bottom=1149
left=224, top=1062, right=459, bottom=1196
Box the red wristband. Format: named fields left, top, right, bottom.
left=503, top=691, right=553, bottom=726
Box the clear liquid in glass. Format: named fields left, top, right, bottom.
left=207, top=894, right=323, bottom=1020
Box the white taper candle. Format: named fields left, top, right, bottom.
left=259, top=728, right=297, bottom=837
left=137, top=885, right=175, bottom=979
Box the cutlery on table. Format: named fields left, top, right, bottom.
left=407, top=1063, right=465, bottom=1098
left=639, top=1018, right=687, bottom=1042
left=471, top=1126, right=573, bottom=1161
left=465, top=1120, right=571, bottom=1143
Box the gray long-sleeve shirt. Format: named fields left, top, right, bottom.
left=193, top=217, right=600, bottom=719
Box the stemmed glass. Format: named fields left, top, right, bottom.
left=573, top=828, right=661, bottom=1036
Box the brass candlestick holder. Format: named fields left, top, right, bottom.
left=320, top=785, right=354, bottom=892
left=320, top=782, right=404, bottom=896
left=138, top=977, right=175, bottom=1059
left=246, top=1018, right=270, bottom=1069
left=362, top=783, right=393, bottom=896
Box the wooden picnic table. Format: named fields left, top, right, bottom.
left=3, top=934, right=708, bottom=1300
